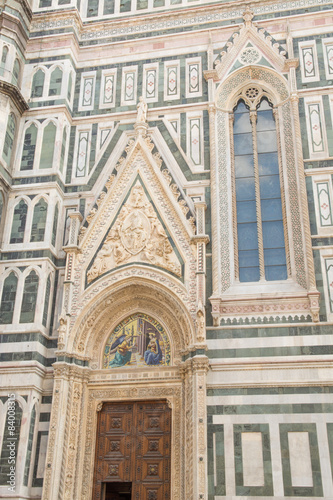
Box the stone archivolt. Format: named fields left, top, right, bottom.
left=87, top=181, right=181, bottom=283
left=67, top=277, right=195, bottom=365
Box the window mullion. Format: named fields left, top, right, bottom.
left=250, top=110, right=265, bottom=280
left=229, top=112, right=239, bottom=280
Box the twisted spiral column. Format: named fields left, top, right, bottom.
left=250, top=110, right=265, bottom=280
left=290, top=95, right=316, bottom=291
left=273, top=107, right=292, bottom=277
left=229, top=112, right=239, bottom=280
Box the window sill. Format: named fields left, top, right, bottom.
left=210, top=279, right=318, bottom=326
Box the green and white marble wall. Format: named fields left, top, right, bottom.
left=0, top=0, right=333, bottom=498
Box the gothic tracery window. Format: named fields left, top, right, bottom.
left=31, top=69, right=45, bottom=98
left=19, top=270, right=39, bottom=323
left=30, top=198, right=48, bottom=242
left=48, top=67, right=63, bottom=96
left=10, top=199, right=28, bottom=243
left=232, top=88, right=288, bottom=282
left=0, top=271, right=18, bottom=324
left=2, top=113, right=16, bottom=166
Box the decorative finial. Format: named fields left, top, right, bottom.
left=243, top=6, right=254, bottom=25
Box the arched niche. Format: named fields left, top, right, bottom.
left=209, top=63, right=317, bottom=326
left=216, top=65, right=289, bottom=110
left=102, top=312, right=172, bottom=369
left=68, top=275, right=196, bottom=368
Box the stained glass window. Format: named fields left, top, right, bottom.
left=20, top=271, right=39, bottom=323
left=233, top=98, right=287, bottom=282
left=0, top=272, right=18, bottom=324
left=10, top=199, right=28, bottom=243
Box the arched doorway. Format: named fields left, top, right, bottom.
left=93, top=400, right=171, bottom=500
left=41, top=277, right=209, bottom=500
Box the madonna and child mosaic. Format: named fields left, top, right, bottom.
left=103, top=313, right=171, bottom=368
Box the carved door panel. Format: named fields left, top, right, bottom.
left=93, top=403, right=134, bottom=499
left=133, top=402, right=171, bottom=500
left=93, top=401, right=171, bottom=500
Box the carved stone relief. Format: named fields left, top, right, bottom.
left=66, top=145, right=197, bottom=336
left=87, top=182, right=181, bottom=283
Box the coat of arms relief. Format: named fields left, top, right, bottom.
left=87, top=182, right=182, bottom=283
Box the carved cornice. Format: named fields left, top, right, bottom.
left=0, top=80, right=29, bottom=115
left=29, top=0, right=332, bottom=43
left=0, top=11, right=30, bottom=49
left=55, top=350, right=91, bottom=362
left=18, top=0, right=33, bottom=22
left=53, top=362, right=92, bottom=381
left=210, top=294, right=315, bottom=326
left=180, top=356, right=210, bottom=375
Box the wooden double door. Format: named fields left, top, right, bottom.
left=93, top=400, right=171, bottom=500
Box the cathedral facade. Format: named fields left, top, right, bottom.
left=0, top=0, right=333, bottom=498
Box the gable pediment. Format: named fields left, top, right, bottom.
left=87, top=179, right=182, bottom=284
left=77, top=131, right=196, bottom=287
left=204, top=8, right=297, bottom=83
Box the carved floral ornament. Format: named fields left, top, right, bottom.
left=87, top=181, right=182, bottom=283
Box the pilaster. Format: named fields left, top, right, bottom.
left=181, top=356, right=209, bottom=500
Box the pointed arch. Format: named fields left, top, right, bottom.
left=10, top=198, right=28, bottom=243
left=232, top=94, right=288, bottom=282
left=19, top=270, right=39, bottom=323
left=69, top=274, right=195, bottom=363
left=0, top=271, right=18, bottom=324
left=2, top=113, right=16, bottom=166
left=30, top=198, right=48, bottom=242
left=49, top=66, right=63, bottom=96
left=1, top=45, right=8, bottom=65
left=40, top=121, right=56, bottom=169
left=12, top=58, right=21, bottom=86
left=20, top=123, right=38, bottom=171
left=31, top=69, right=45, bottom=98
left=208, top=62, right=317, bottom=322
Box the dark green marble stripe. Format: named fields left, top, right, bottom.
left=0, top=332, right=57, bottom=348
left=208, top=345, right=333, bottom=359
left=206, top=324, right=332, bottom=340
left=207, top=403, right=333, bottom=415
left=207, top=386, right=333, bottom=397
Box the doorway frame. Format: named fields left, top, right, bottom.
left=81, top=382, right=183, bottom=500
left=94, top=399, right=172, bottom=500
